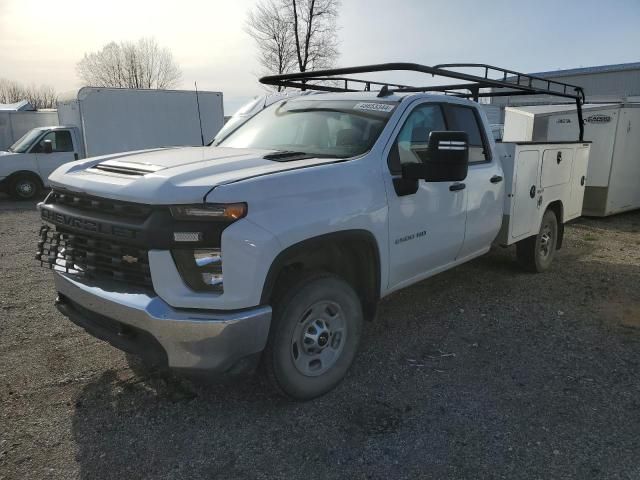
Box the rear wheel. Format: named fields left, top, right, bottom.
left=9, top=174, right=41, bottom=200
left=516, top=209, right=558, bottom=272
left=263, top=273, right=363, bottom=400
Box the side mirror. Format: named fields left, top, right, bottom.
left=401, top=131, right=469, bottom=182
left=43, top=140, right=53, bottom=154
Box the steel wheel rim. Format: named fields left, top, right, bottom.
left=17, top=180, right=34, bottom=197
left=290, top=300, right=347, bottom=377
left=539, top=223, right=553, bottom=258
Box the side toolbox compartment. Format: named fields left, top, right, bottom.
left=541, top=148, right=573, bottom=188
left=496, top=143, right=542, bottom=245
left=496, top=142, right=590, bottom=246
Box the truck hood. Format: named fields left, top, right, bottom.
left=47, top=146, right=343, bottom=204
left=0, top=150, right=16, bottom=157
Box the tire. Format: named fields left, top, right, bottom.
left=516, top=209, right=558, bottom=273
left=263, top=273, right=363, bottom=400
left=9, top=174, right=41, bottom=200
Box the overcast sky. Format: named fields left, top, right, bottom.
left=1, top=0, right=639, bottom=114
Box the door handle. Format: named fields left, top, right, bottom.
left=490, top=175, right=503, bottom=184
left=449, top=183, right=466, bottom=192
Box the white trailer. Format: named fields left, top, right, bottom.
left=503, top=103, right=640, bottom=216
left=0, top=87, right=224, bottom=199
left=0, top=105, right=58, bottom=151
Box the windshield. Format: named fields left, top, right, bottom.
left=8, top=129, right=44, bottom=153
left=216, top=99, right=397, bottom=158
left=210, top=97, right=266, bottom=145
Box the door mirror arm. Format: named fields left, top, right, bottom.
left=392, top=177, right=419, bottom=196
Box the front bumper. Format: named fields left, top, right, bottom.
left=54, top=272, right=272, bottom=375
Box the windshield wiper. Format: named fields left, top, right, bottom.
left=263, top=150, right=311, bottom=160
left=263, top=150, right=348, bottom=162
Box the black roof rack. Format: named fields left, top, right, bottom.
left=260, top=62, right=586, bottom=141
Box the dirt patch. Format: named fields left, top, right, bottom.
left=600, top=301, right=640, bottom=330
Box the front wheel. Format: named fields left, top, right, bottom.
left=263, top=273, right=363, bottom=400
left=9, top=174, right=41, bottom=200
left=516, top=209, right=558, bottom=272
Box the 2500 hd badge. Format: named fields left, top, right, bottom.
left=395, top=230, right=427, bottom=245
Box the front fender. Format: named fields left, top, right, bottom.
left=0, top=153, right=40, bottom=179
left=206, top=155, right=391, bottom=301
left=149, top=218, right=282, bottom=310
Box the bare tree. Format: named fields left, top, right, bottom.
left=0, top=79, right=23, bottom=104
left=77, top=38, right=182, bottom=89
left=0, top=78, right=58, bottom=109
left=246, top=0, right=340, bottom=85
left=23, top=84, right=58, bottom=109
left=246, top=1, right=297, bottom=90
left=288, top=0, right=339, bottom=73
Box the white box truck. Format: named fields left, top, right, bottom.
left=503, top=103, right=640, bottom=216
left=0, top=87, right=224, bottom=199
left=37, top=63, right=591, bottom=400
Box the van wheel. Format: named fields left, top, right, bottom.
left=263, top=273, right=363, bottom=400
left=9, top=174, right=41, bottom=200
left=516, top=209, right=558, bottom=272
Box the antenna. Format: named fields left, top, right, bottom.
left=194, top=81, right=205, bottom=146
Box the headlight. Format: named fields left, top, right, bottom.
left=172, top=248, right=224, bottom=292
left=170, top=203, right=247, bottom=221
left=169, top=203, right=247, bottom=292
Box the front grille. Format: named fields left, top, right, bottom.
left=37, top=224, right=152, bottom=288
left=48, top=190, right=152, bottom=219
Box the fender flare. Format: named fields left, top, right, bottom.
left=260, top=229, right=382, bottom=318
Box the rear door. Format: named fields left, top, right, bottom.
left=608, top=108, right=640, bottom=212
left=444, top=104, right=504, bottom=258
left=32, top=129, right=78, bottom=182
left=384, top=101, right=467, bottom=289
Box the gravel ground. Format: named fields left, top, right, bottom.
left=1, top=196, right=639, bottom=480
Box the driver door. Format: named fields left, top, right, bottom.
left=32, top=130, right=77, bottom=181
left=384, top=102, right=467, bottom=289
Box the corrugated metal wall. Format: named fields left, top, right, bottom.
left=554, top=70, right=640, bottom=99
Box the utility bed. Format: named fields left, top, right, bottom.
left=496, top=141, right=591, bottom=246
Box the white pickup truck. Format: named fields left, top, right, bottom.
left=37, top=64, right=590, bottom=400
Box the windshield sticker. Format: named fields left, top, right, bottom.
left=353, top=102, right=395, bottom=113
